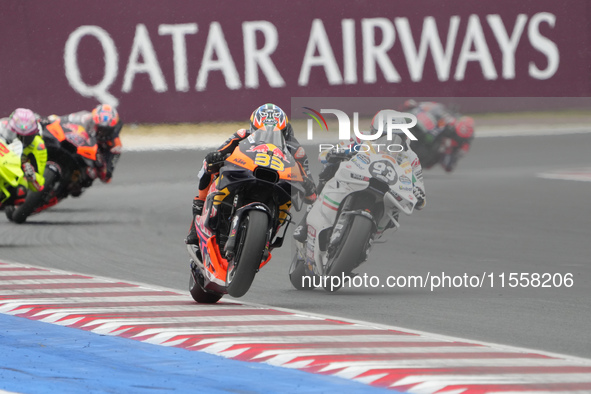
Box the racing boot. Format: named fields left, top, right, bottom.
left=293, top=206, right=311, bottom=243
left=293, top=219, right=307, bottom=243
left=185, top=200, right=204, bottom=245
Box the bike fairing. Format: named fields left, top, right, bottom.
left=0, top=114, right=47, bottom=223
left=291, top=139, right=425, bottom=291
left=188, top=127, right=307, bottom=301
left=20, top=135, right=47, bottom=191
left=60, top=107, right=123, bottom=183
left=0, top=116, right=49, bottom=223
left=202, top=126, right=313, bottom=184
left=0, top=116, right=47, bottom=193
left=45, top=120, right=98, bottom=162
left=26, top=118, right=100, bottom=215
left=0, top=138, right=26, bottom=204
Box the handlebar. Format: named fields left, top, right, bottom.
left=386, top=191, right=414, bottom=216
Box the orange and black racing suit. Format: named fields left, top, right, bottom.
left=186, top=125, right=315, bottom=244
left=60, top=111, right=123, bottom=183
left=194, top=126, right=315, bottom=205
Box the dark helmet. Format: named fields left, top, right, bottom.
left=402, top=99, right=418, bottom=111
left=250, top=104, right=290, bottom=137
left=92, top=104, right=119, bottom=141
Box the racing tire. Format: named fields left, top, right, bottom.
left=412, top=144, right=439, bottom=169
left=11, top=169, right=58, bottom=224
left=226, top=210, right=268, bottom=298
left=4, top=206, right=15, bottom=221
left=289, top=254, right=316, bottom=291
left=441, top=153, right=458, bottom=173
left=323, top=214, right=373, bottom=292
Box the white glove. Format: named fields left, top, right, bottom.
left=413, top=186, right=426, bottom=210
left=22, top=162, right=36, bottom=182
left=22, top=162, right=43, bottom=191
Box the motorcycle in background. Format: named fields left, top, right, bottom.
left=409, top=112, right=464, bottom=173
left=8, top=118, right=99, bottom=223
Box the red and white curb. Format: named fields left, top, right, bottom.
left=538, top=168, right=591, bottom=183
left=1, top=260, right=590, bottom=393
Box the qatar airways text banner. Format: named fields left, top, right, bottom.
left=0, top=0, right=589, bottom=122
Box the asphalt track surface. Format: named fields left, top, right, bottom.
left=1, top=133, right=590, bottom=360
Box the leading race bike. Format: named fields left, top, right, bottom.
left=187, top=128, right=306, bottom=303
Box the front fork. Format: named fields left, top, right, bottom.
left=440, top=138, right=459, bottom=164
left=223, top=202, right=273, bottom=260
left=307, top=210, right=376, bottom=277
left=330, top=210, right=376, bottom=263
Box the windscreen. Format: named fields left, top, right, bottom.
left=250, top=126, right=286, bottom=150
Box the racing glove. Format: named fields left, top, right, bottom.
left=110, top=145, right=122, bottom=155
left=22, top=162, right=35, bottom=181
left=205, top=151, right=225, bottom=173
left=326, top=150, right=350, bottom=164
left=413, top=186, right=426, bottom=210
left=303, top=177, right=317, bottom=204
left=22, top=162, right=43, bottom=192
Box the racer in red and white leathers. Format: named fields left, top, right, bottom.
left=402, top=100, right=474, bottom=172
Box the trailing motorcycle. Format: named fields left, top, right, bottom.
left=187, top=128, right=306, bottom=303
left=289, top=145, right=417, bottom=292
left=8, top=118, right=99, bottom=223
left=411, top=135, right=462, bottom=173
left=409, top=112, right=465, bottom=173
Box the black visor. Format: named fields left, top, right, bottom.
left=17, top=134, right=36, bottom=147
left=96, top=126, right=115, bottom=140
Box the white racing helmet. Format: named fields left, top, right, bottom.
left=369, top=109, right=414, bottom=152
